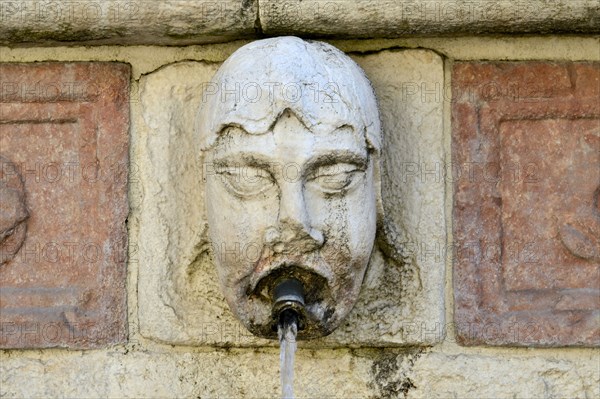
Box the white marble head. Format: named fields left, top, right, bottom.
left=196, top=36, right=382, bottom=339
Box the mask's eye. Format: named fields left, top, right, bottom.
left=216, top=165, right=274, bottom=198
left=307, top=163, right=365, bottom=194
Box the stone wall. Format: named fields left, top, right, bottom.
left=0, top=7, right=599, bottom=398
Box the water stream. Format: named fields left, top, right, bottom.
left=278, top=311, right=298, bottom=399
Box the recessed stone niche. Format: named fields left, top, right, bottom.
left=0, top=62, right=129, bottom=349
left=452, top=61, right=600, bottom=347
left=136, top=49, right=445, bottom=347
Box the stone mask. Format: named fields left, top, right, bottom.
left=196, top=36, right=382, bottom=339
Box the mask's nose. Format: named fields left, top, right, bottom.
left=265, top=183, right=324, bottom=253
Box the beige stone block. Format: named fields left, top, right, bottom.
left=408, top=352, right=600, bottom=398
left=0, top=0, right=258, bottom=46
left=135, top=49, right=445, bottom=347
left=2, top=0, right=598, bottom=46
left=0, top=348, right=598, bottom=398
left=260, top=0, right=600, bottom=36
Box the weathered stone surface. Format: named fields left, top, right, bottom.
left=0, top=0, right=258, bottom=46
left=0, top=155, right=29, bottom=266
left=136, top=49, right=445, bottom=347
left=197, top=37, right=383, bottom=341
left=0, top=62, right=130, bottom=348
left=408, top=351, right=599, bottom=398
left=452, top=61, right=600, bottom=346
left=1, top=1, right=598, bottom=46
left=1, top=38, right=599, bottom=399
left=260, top=0, right=600, bottom=37
left=0, top=347, right=598, bottom=398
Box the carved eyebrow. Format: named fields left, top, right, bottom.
left=212, top=153, right=276, bottom=170
left=211, top=151, right=368, bottom=177
left=306, top=150, right=368, bottom=171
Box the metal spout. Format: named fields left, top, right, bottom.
left=272, top=279, right=306, bottom=331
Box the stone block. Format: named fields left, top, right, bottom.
left=0, top=62, right=130, bottom=348
left=452, top=61, right=600, bottom=346
left=0, top=347, right=598, bottom=398
left=0, top=0, right=258, bottom=46
left=2, top=1, right=598, bottom=46
left=259, top=0, right=600, bottom=37
left=136, top=49, right=446, bottom=347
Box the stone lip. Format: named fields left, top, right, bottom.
left=1, top=0, right=598, bottom=46
left=0, top=0, right=259, bottom=46
left=260, top=0, right=600, bottom=37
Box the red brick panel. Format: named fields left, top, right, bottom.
left=452, top=62, right=599, bottom=347
left=0, top=63, right=130, bottom=348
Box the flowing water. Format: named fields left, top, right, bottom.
left=278, top=311, right=298, bottom=399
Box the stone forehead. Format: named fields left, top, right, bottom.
left=196, top=36, right=381, bottom=152
left=211, top=113, right=366, bottom=151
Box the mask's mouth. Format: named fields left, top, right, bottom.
left=249, top=263, right=329, bottom=303
left=248, top=264, right=334, bottom=339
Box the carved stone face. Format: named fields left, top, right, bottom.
left=197, top=37, right=382, bottom=339
left=0, top=155, right=29, bottom=266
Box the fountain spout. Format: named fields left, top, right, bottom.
left=272, top=279, right=306, bottom=332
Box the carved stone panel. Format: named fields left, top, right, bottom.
left=136, top=49, right=446, bottom=347
left=452, top=61, right=600, bottom=346
left=0, top=63, right=130, bottom=348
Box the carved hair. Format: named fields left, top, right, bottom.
left=195, top=36, right=381, bottom=153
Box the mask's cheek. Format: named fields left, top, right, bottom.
left=205, top=177, right=279, bottom=294
left=307, top=200, right=370, bottom=303
left=310, top=173, right=377, bottom=255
